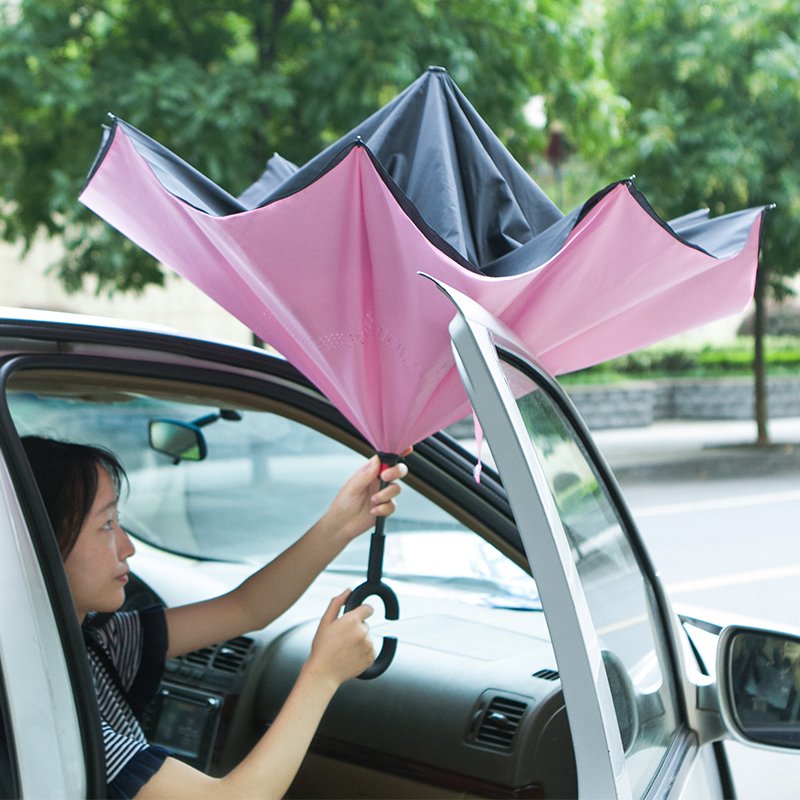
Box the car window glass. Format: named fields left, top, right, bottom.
left=7, top=376, right=531, bottom=601
left=498, top=357, right=681, bottom=798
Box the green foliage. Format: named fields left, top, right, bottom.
left=6, top=0, right=797, bottom=332
left=604, top=0, right=800, bottom=295
left=0, top=0, right=619, bottom=294
left=562, top=338, right=800, bottom=383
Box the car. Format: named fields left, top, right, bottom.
left=0, top=295, right=798, bottom=800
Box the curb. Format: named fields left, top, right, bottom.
left=565, top=376, right=800, bottom=430
left=608, top=443, right=800, bottom=484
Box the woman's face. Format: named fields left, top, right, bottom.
left=63, top=466, right=135, bottom=621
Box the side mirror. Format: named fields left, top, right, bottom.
left=149, top=419, right=207, bottom=464
left=718, top=625, right=800, bottom=751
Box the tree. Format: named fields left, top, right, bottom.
left=0, top=0, right=618, bottom=295
left=604, top=0, right=800, bottom=444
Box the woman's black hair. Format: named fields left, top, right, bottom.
left=21, top=436, right=127, bottom=559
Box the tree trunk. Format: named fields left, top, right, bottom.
left=753, top=265, right=769, bottom=445
left=249, top=0, right=295, bottom=167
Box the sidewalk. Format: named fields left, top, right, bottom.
left=592, top=417, right=800, bottom=483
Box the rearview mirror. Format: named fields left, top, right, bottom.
left=718, top=625, right=800, bottom=750
left=149, top=419, right=207, bottom=464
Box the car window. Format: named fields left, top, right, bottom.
left=497, top=357, right=681, bottom=798
left=7, top=372, right=531, bottom=602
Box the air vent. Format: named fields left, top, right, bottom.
left=475, top=696, right=527, bottom=751
left=183, top=647, right=214, bottom=667
left=532, top=668, right=560, bottom=682
left=211, top=636, right=254, bottom=673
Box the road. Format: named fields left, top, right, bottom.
left=618, top=471, right=800, bottom=799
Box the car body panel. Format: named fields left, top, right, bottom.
left=0, top=444, right=86, bottom=797
left=439, top=280, right=630, bottom=799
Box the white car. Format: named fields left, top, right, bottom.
left=0, top=293, right=797, bottom=799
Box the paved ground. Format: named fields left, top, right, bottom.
left=593, top=418, right=800, bottom=799
left=592, top=416, right=800, bottom=483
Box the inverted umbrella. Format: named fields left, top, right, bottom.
left=79, top=68, right=767, bottom=457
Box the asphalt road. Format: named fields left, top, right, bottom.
left=618, top=471, right=800, bottom=800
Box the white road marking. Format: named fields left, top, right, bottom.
left=666, top=563, right=800, bottom=595
left=633, top=489, right=800, bottom=518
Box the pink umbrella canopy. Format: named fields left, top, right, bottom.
left=80, top=69, right=768, bottom=457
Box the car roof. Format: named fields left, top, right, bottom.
left=0, top=304, right=278, bottom=358
left=0, top=305, right=176, bottom=333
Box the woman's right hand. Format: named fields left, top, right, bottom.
left=141, top=595, right=376, bottom=799
left=305, top=590, right=375, bottom=688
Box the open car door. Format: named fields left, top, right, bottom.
left=434, top=277, right=705, bottom=800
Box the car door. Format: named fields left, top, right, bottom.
left=436, top=279, right=707, bottom=799
left=0, top=427, right=104, bottom=798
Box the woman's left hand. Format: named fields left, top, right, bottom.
left=324, top=453, right=409, bottom=541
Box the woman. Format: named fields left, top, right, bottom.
left=22, top=435, right=407, bottom=799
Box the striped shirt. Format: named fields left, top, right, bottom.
left=84, top=607, right=169, bottom=797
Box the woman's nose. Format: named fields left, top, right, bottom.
left=117, top=525, right=136, bottom=558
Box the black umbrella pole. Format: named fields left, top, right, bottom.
left=367, top=452, right=400, bottom=582
left=366, top=521, right=386, bottom=584
left=342, top=452, right=403, bottom=678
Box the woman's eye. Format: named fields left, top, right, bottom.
left=101, top=519, right=114, bottom=531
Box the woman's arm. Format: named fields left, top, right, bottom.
left=164, top=456, right=407, bottom=659
left=138, top=591, right=374, bottom=799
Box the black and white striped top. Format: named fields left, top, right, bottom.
left=84, top=607, right=169, bottom=797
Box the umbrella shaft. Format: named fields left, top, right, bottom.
left=366, top=478, right=389, bottom=582
left=367, top=529, right=386, bottom=584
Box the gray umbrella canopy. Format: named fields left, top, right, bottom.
left=97, top=67, right=760, bottom=282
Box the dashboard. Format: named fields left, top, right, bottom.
left=127, top=566, right=578, bottom=799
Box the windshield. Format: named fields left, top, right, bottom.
left=8, top=371, right=532, bottom=605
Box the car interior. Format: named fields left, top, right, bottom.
left=6, top=364, right=579, bottom=799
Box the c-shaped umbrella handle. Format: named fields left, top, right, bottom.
left=344, top=579, right=399, bottom=680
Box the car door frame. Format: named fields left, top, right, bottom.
left=0, top=369, right=106, bottom=798
left=437, top=278, right=717, bottom=799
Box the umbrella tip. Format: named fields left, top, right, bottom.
left=427, top=65, right=448, bottom=73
